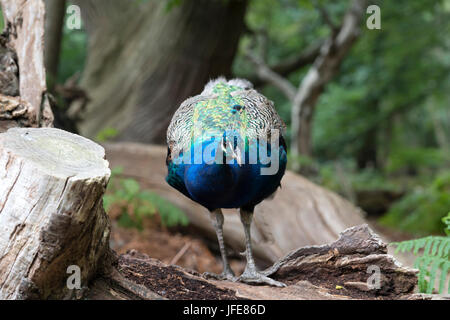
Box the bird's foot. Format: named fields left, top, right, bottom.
left=203, top=269, right=236, bottom=282
left=238, top=268, right=286, bottom=287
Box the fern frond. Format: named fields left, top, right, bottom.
left=443, top=213, right=450, bottom=236
left=391, top=228, right=450, bottom=294
left=392, top=236, right=449, bottom=258
left=438, top=259, right=449, bottom=294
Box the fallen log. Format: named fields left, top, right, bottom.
left=0, top=127, right=110, bottom=299
left=88, top=225, right=424, bottom=300
left=104, top=142, right=367, bottom=264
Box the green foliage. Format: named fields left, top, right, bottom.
left=310, top=159, right=398, bottom=195
left=165, top=0, right=183, bottom=12
left=391, top=213, right=450, bottom=294
left=313, top=0, right=450, bottom=162
left=387, top=147, right=448, bottom=174
left=58, top=6, right=87, bottom=84
left=95, top=127, right=119, bottom=143
left=380, top=171, right=450, bottom=235
left=0, top=9, right=4, bottom=31
left=239, top=0, right=450, bottom=237
left=103, top=167, right=188, bottom=230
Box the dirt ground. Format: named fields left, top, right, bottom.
left=108, top=213, right=414, bottom=276
left=109, top=216, right=246, bottom=276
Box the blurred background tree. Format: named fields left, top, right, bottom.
left=41, top=0, right=450, bottom=236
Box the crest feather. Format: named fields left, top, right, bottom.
left=201, top=77, right=253, bottom=95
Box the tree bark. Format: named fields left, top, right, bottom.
left=71, top=0, right=248, bottom=144
left=0, top=127, right=111, bottom=299
left=44, top=0, right=66, bottom=91
left=0, top=0, right=54, bottom=131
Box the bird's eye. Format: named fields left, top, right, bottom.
left=232, top=105, right=243, bottom=112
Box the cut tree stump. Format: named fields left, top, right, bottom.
left=0, top=127, right=110, bottom=299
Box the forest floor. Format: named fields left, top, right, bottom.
left=108, top=216, right=246, bottom=275
left=108, top=212, right=416, bottom=276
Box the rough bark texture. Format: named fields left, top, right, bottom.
left=0, top=94, right=36, bottom=132
left=0, top=128, right=110, bottom=299
left=72, top=0, right=248, bottom=144
left=0, top=0, right=54, bottom=131
left=104, top=142, right=367, bottom=265
left=87, top=225, right=430, bottom=300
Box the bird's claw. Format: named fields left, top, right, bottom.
left=238, top=269, right=286, bottom=287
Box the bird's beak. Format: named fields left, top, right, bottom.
left=232, top=146, right=243, bottom=167
left=221, top=139, right=243, bottom=167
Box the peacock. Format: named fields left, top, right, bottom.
left=165, top=77, right=287, bottom=286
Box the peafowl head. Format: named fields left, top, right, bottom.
left=167, top=77, right=286, bottom=175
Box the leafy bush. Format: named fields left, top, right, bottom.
left=387, top=147, right=447, bottom=174
left=103, top=167, right=188, bottom=230
left=380, top=171, right=450, bottom=235
left=314, top=160, right=399, bottom=196
left=58, top=16, right=87, bottom=84
left=391, top=213, right=450, bottom=294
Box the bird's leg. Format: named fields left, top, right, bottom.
left=203, top=209, right=236, bottom=281
left=238, top=208, right=286, bottom=287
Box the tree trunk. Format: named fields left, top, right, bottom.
left=44, top=0, right=66, bottom=91
left=0, top=127, right=110, bottom=299
left=290, top=0, right=366, bottom=168
left=72, top=0, right=248, bottom=144
left=0, top=0, right=54, bottom=131
left=294, top=91, right=319, bottom=158
left=356, top=127, right=378, bottom=169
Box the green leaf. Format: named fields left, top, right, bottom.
left=95, top=127, right=119, bottom=143
left=121, top=179, right=140, bottom=196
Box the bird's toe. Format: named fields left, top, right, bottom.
left=238, top=270, right=286, bottom=287
left=203, top=270, right=236, bottom=282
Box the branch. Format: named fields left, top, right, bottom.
left=271, top=41, right=323, bottom=76
left=313, top=0, right=339, bottom=35
left=245, top=41, right=323, bottom=87
left=246, top=51, right=297, bottom=101
left=290, top=0, right=367, bottom=157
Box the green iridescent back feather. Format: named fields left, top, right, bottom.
left=167, top=77, right=286, bottom=155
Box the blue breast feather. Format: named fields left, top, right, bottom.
left=166, top=136, right=287, bottom=211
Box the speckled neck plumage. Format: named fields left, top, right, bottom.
left=192, top=82, right=248, bottom=140
left=167, top=77, right=286, bottom=156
